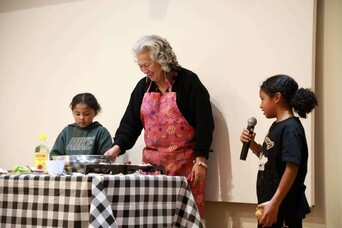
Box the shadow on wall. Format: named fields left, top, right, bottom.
left=205, top=102, right=232, bottom=202
left=0, top=0, right=85, bottom=13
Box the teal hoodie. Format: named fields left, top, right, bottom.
left=50, top=121, right=112, bottom=156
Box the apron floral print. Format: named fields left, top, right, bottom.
left=140, top=79, right=206, bottom=216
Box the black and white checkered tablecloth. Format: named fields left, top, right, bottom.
left=0, top=174, right=204, bottom=228
left=89, top=174, right=204, bottom=228
left=0, top=174, right=92, bottom=227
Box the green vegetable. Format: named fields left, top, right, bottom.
left=12, top=166, right=31, bottom=173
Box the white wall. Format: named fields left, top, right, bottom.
left=0, top=0, right=316, bottom=206
left=204, top=0, right=342, bottom=227
left=0, top=0, right=341, bottom=227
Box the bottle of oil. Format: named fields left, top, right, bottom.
left=34, top=134, right=49, bottom=171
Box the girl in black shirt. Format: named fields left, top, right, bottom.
left=240, top=75, right=317, bottom=228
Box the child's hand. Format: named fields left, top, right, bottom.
left=257, top=201, right=279, bottom=227
left=240, top=128, right=256, bottom=143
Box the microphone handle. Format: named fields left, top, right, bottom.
left=240, top=125, right=255, bottom=160
left=240, top=141, right=251, bottom=160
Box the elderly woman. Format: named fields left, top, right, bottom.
left=105, top=34, right=214, bottom=216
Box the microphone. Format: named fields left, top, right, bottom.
left=240, top=117, right=257, bottom=160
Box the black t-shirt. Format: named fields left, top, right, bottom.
left=257, top=117, right=311, bottom=221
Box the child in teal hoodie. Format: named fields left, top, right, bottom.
left=50, top=93, right=112, bottom=156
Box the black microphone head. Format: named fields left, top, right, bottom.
left=247, top=117, right=257, bottom=127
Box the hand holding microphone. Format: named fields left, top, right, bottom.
left=240, top=117, right=257, bottom=160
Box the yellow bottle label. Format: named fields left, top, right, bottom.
left=34, top=152, right=48, bottom=171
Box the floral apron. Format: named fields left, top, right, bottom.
left=140, top=80, right=206, bottom=216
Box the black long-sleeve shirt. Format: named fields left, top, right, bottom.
left=113, top=67, right=214, bottom=159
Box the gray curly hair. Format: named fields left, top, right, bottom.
left=132, top=35, right=181, bottom=73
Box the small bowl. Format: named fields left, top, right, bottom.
left=46, top=160, right=65, bottom=175
left=51, top=155, right=111, bottom=174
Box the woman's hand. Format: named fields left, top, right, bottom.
left=190, top=157, right=207, bottom=185
left=104, top=145, right=121, bottom=162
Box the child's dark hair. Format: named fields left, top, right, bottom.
left=260, top=75, right=318, bottom=118
left=70, top=93, right=102, bottom=115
